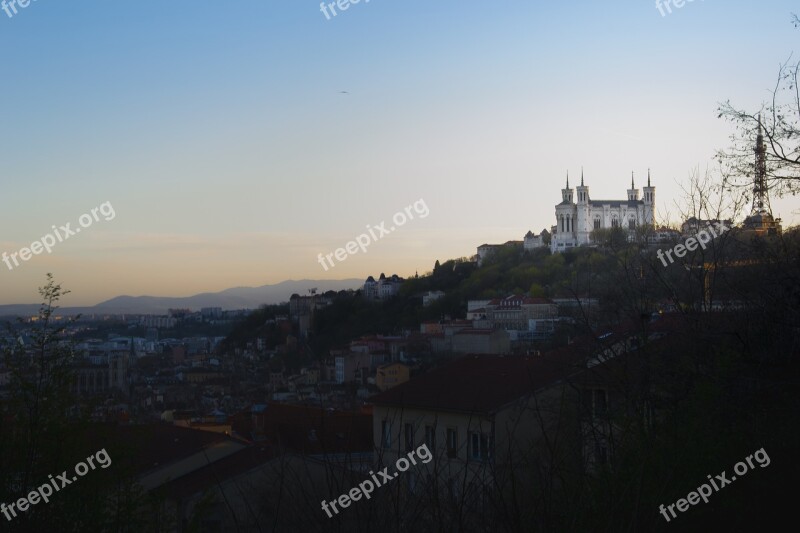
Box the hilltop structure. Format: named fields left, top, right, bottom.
left=550, top=169, right=656, bottom=253
left=742, top=120, right=782, bottom=235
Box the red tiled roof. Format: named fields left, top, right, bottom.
left=371, top=314, right=683, bottom=414
left=369, top=351, right=589, bottom=414
left=232, top=403, right=372, bottom=454
left=453, top=329, right=496, bottom=335
left=82, top=424, right=245, bottom=476
left=157, top=445, right=276, bottom=500
left=129, top=426, right=240, bottom=473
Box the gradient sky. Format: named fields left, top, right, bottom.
left=1, top=0, right=798, bottom=306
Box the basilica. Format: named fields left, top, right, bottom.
left=549, top=171, right=656, bottom=253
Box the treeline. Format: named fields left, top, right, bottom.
left=215, top=303, right=289, bottom=354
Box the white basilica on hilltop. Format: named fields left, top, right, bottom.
left=549, top=170, right=656, bottom=253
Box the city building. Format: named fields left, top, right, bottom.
left=680, top=217, right=733, bottom=236
left=334, top=352, right=384, bottom=384
left=523, top=229, right=549, bottom=251
left=362, top=273, right=404, bottom=300
left=482, top=295, right=558, bottom=333
left=201, top=307, right=223, bottom=319
left=451, top=329, right=511, bottom=354
left=376, top=362, right=410, bottom=391
left=422, top=290, right=446, bottom=307
left=476, top=241, right=522, bottom=266
left=369, top=353, right=588, bottom=507
left=289, top=293, right=333, bottom=336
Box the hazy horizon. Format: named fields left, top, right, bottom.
left=2, top=0, right=798, bottom=306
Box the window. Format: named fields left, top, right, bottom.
left=594, top=217, right=601, bottom=229
left=407, top=470, right=417, bottom=494
left=448, top=478, right=458, bottom=501
left=446, top=428, right=458, bottom=458
left=594, top=389, right=608, bottom=415
left=381, top=420, right=392, bottom=448
left=425, top=425, right=436, bottom=450
left=404, top=423, right=414, bottom=452
left=611, top=217, right=619, bottom=228
left=470, top=432, right=493, bottom=461
left=628, top=218, right=636, bottom=230
left=426, top=473, right=435, bottom=492
left=595, top=442, right=608, bottom=465
left=467, top=481, right=479, bottom=509
left=582, top=388, right=592, bottom=413
left=583, top=388, right=608, bottom=416
left=466, top=482, right=489, bottom=511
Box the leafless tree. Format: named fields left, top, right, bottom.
left=717, top=14, right=800, bottom=197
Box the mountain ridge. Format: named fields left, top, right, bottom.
left=0, top=278, right=364, bottom=316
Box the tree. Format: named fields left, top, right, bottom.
left=541, top=228, right=551, bottom=246
left=1, top=274, right=79, bottom=500
left=717, top=14, right=800, bottom=197
left=589, top=226, right=628, bottom=249
left=0, top=275, right=159, bottom=531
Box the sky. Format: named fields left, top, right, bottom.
left=0, top=0, right=798, bottom=306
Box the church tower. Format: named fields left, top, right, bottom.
left=642, top=169, right=656, bottom=226
left=561, top=173, right=574, bottom=204
left=627, top=172, right=639, bottom=201
left=575, top=168, right=590, bottom=244
left=552, top=172, right=577, bottom=252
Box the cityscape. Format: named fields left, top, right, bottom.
left=1, top=2, right=799, bottom=532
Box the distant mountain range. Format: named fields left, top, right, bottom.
left=0, top=279, right=363, bottom=317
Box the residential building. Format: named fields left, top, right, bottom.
left=376, top=362, right=410, bottom=391
left=363, top=273, right=404, bottom=300
left=369, top=354, right=587, bottom=513
left=681, top=217, right=733, bottom=237
left=451, top=329, right=510, bottom=354
left=334, top=352, right=383, bottom=384
left=523, top=229, right=548, bottom=250
left=422, top=290, right=446, bottom=307
left=200, top=307, right=223, bottom=319
left=370, top=316, right=680, bottom=520
left=476, top=241, right=522, bottom=266
left=483, top=295, right=558, bottom=334
left=289, top=293, right=333, bottom=336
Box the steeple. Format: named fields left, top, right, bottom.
left=576, top=167, right=588, bottom=204
left=561, top=171, right=574, bottom=203
left=643, top=169, right=655, bottom=205
left=628, top=172, right=639, bottom=201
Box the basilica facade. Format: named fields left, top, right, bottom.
left=550, top=171, right=656, bottom=253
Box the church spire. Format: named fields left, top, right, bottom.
left=566, top=171, right=569, bottom=189
left=648, top=168, right=651, bottom=187
left=628, top=172, right=639, bottom=201
left=581, top=166, right=584, bottom=186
